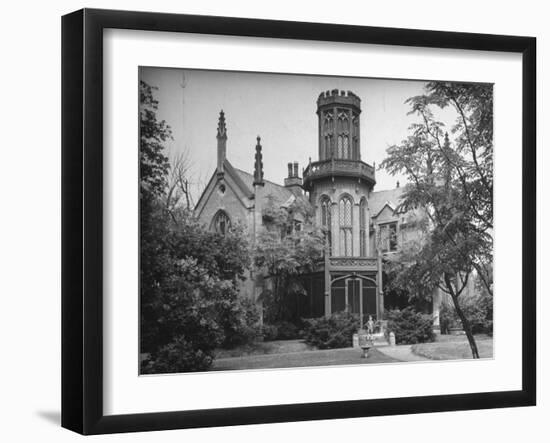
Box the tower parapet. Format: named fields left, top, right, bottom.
left=317, top=89, right=361, bottom=111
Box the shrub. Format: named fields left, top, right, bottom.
left=261, top=321, right=301, bottom=341
left=386, top=307, right=435, bottom=345
left=274, top=321, right=300, bottom=340
left=438, top=293, right=493, bottom=336
left=302, top=311, right=360, bottom=349
left=438, top=303, right=455, bottom=335
left=141, top=336, right=214, bottom=374
left=261, top=324, right=279, bottom=341
left=221, top=297, right=262, bottom=348
left=459, top=294, right=493, bottom=335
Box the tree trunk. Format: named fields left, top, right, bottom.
left=449, top=293, right=479, bottom=359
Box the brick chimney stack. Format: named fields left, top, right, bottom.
left=284, top=160, right=303, bottom=196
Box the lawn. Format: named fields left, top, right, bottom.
left=214, top=339, right=313, bottom=359
left=411, top=334, right=493, bottom=360
left=212, top=346, right=399, bottom=371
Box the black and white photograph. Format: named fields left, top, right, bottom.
left=139, top=67, right=494, bottom=374
left=1, top=0, right=545, bottom=440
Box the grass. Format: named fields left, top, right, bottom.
left=212, top=346, right=400, bottom=371
left=214, top=339, right=313, bottom=359
left=411, top=334, right=493, bottom=360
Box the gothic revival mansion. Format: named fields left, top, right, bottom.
left=195, top=89, right=445, bottom=328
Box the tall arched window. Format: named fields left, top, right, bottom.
left=320, top=196, right=332, bottom=253
left=324, top=135, right=331, bottom=158
left=323, top=113, right=333, bottom=159
left=339, top=196, right=353, bottom=256
left=352, top=115, right=359, bottom=159
left=342, top=135, right=350, bottom=159
left=212, top=210, right=231, bottom=235
left=336, top=112, right=350, bottom=159
left=359, top=198, right=367, bottom=256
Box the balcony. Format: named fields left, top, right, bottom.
left=329, top=256, right=378, bottom=271
left=312, top=256, right=379, bottom=273
left=302, top=158, right=376, bottom=190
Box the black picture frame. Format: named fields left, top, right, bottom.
left=61, top=8, right=536, bottom=435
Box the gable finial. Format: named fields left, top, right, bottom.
left=217, top=110, right=227, bottom=138
left=217, top=110, right=227, bottom=175
left=253, top=136, right=264, bottom=187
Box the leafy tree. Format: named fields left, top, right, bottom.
left=140, top=80, right=174, bottom=353
left=381, top=81, right=493, bottom=358
left=140, top=205, right=254, bottom=372
left=139, top=81, right=254, bottom=372
left=140, top=80, right=171, bottom=199
left=254, top=197, right=324, bottom=323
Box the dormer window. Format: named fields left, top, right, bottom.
left=379, top=222, right=398, bottom=252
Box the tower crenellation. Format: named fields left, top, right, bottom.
left=317, top=89, right=361, bottom=110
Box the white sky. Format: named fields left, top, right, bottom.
left=140, top=67, right=458, bottom=201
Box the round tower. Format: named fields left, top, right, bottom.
left=317, top=89, right=362, bottom=161
left=303, top=89, right=376, bottom=258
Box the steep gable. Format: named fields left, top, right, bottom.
left=369, top=187, right=406, bottom=219
left=194, top=160, right=255, bottom=224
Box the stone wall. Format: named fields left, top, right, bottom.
left=196, top=174, right=253, bottom=232
left=309, top=177, right=372, bottom=257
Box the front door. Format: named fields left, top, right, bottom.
left=346, top=278, right=377, bottom=323
left=330, top=276, right=378, bottom=322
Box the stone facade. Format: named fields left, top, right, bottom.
left=195, top=90, right=452, bottom=328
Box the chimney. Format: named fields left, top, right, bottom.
left=216, top=110, right=227, bottom=176
left=396, top=180, right=400, bottom=188
left=284, top=160, right=303, bottom=196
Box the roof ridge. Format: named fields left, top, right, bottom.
left=371, top=187, right=403, bottom=194
left=223, top=160, right=254, bottom=198
left=233, top=166, right=288, bottom=190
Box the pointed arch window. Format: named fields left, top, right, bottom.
left=339, top=196, right=353, bottom=256
left=335, top=112, right=350, bottom=159
left=320, top=196, right=332, bottom=253
left=323, top=112, right=333, bottom=159
left=342, top=135, right=350, bottom=159
left=359, top=198, right=367, bottom=256
left=352, top=115, right=359, bottom=159
left=324, top=134, right=331, bottom=158
left=212, top=210, right=231, bottom=235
